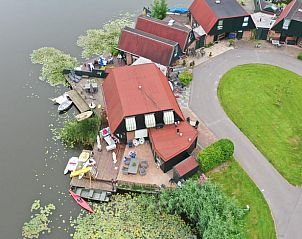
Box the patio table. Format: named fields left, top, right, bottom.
left=128, top=158, right=139, bottom=174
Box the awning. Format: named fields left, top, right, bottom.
left=125, top=116, right=136, bottom=131
left=135, top=129, right=148, bottom=138
left=163, top=110, right=174, bottom=125
left=145, top=113, right=156, bottom=128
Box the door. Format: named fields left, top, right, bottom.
left=237, top=30, right=243, bottom=39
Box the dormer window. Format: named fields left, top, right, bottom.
left=217, top=20, right=223, bottom=30
left=283, top=19, right=291, bottom=30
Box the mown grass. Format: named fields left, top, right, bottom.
left=208, top=159, right=276, bottom=239
left=218, top=64, right=302, bottom=185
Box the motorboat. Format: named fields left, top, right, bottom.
left=64, top=157, right=79, bottom=175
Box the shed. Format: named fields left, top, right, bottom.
left=251, top=12, right=276, bottom=40
left=173, top=156, right=199, bottom=182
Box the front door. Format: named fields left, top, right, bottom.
left=237, top=30, right=243, bottom=39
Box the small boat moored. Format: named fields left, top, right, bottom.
left=64, top=157, right=79, bottom=175
left=58, top=100, right=73, bottom=112
left=75, top=111, right=93, bottom=121
left=71, top=186, right=111, bottom=202
left=69, top=189, right=94, bottom=213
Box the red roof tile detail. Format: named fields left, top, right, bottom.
left=189, top=0, right=219, bottom=33
left=102, top=63, right=184, bottom=134
left=149, top=121, right=198, bottom=162
left=135, top=16, right=190, bottom=51
left=272, top=0, right=297, bottom=28
left=118, top=27, right=176, bottom=66
left=174, top=156, right=199, bottom=177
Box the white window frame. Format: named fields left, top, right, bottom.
left=125, top=116, right=136, bottom=131
left=217, top=20, right=223, bottom=30
left=163, top=110, right=175, bottom=125
left=144, top=113, right=156, bottom=128
left=283, top=19, right=290, bottom=30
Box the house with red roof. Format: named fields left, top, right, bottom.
left=135, top=15, right=195, bottom=53
left=189, top=0, right=256, bottom=44
left=117, top=27, right=183, bottom=66
left=102, top=63, right=198, bottom=173
left=270, top=0, right=302, bottom=45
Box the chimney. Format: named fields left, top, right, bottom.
left=168, top=19, right=175, bottom=26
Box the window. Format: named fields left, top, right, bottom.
left=125, top=116, right=136, bottom=131
left=173, top=47, right=178, bottom=57
left=217, top=20, right=223, bottom=30
left=163, top=110, right=174, bottom=125
left=283, top=19, right=291, bottom=30
left=242, top=17, right=249, bottom=27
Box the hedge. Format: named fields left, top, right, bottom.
left=297, top=51, right=302, bottom=60
left=197, top=139, right=234, bottom=172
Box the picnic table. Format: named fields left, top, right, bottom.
left=128, top=158, right=139, bottom=174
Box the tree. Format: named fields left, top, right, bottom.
left=31, top=47, right=78, bottom=86
left=179, top=70, right=193, bottom=86
left=151, top=0, right=168, bottom=20
left=77, top=14, right=134, bottom=59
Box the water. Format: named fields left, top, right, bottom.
left=0, top=0, right=190, bottom=238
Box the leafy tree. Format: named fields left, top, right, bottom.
left=31, top=47, right=78, bottom=86
left=71, top=194, right=195, bottom=239
left=179, top=70, right=193, bottom=86
left=197, top=139, right=234, bottom=172
left=77, top=14, right=134, bottom=59
left=159, top=180, right=246, bottom=239
left=151, top=0, right=168, bottom=20
left=55, top=115, right=101, bottom=148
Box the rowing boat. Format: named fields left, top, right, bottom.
left=58, top=100, right=73, bottom=112
left=69, top=190, right=93, bottom=213
left=75, top=111, right=93, bottom=121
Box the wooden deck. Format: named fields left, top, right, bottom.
left=66, top=90, right=90, bottom=113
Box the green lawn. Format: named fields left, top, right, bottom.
left=218, top=64, right=302, bottom=185
left=208, top=159, right=276, bottom=239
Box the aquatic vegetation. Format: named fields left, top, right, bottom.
left=77, top=14, right=134, bottom=59
left=22, top=200, right=56, bottom=238
left=54, top=115, right=101, bottom=148
left=31, top=47, right=78, bottom=86
left=71, top=194, right=194, bottom=239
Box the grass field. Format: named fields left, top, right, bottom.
left=218, top=64, right=302, bottom=185
left=208, top=159, right=276, bottom=239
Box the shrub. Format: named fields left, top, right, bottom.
left=179, top=70, right=193, bottom=86
left=197, top=139, right=234, bottom=172
left=159, top=180, right=246, bottom=239
left=56, top=115, right=101, bottom=148
left=151, top=0, right=168, bottom=20
left=297, top=51, right=302, bottom=60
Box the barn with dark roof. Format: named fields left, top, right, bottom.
left=189, top=0, right=256, bottom=44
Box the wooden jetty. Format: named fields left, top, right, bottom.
left=66, top=90, right=90, bottom=113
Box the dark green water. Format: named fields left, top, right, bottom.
left=0, top=0, right=189, bottom=238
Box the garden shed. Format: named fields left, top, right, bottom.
left=172, top=156, right=199, bottom=182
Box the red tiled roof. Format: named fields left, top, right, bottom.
left=272, top=0, right=297, bottom=28
left=189, top=0, right=250, bottom=34
left=189, top=0, right=218, bottom=33
left=174, top=156, right=199, bottom=177
left=118, top=27, right=177, bottom=66
left=135, top=16, right=190, bottom=51
left=102, top=63, right=184, bottom=134
left=149, top=121, right=198, bottom=162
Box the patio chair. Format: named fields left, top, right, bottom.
left=124, top=158, right=131, bottom=165
left=139, top=167, right=146, bottom=176
left=140, top=160, right=149, bottom=169
left=127, top=140, right=133, bottom=148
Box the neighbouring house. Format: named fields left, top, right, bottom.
left=117, top=27, right=183, bottom=66
left=189, top=0, right=256, bottom=44
left=135, top=15, right=195, bottom=53
left=251, top=12, right=276, bottom=40
left=270, top=0, right=302, bottom=45
left=254, top=0, right=281, bottom=15
left=102, top=63, right=198, bottom=173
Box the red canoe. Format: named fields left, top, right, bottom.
left=69, top=190, right=94, bottom=213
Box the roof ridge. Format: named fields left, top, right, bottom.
left=138, top=15, right=191, bottom=33
left=123, top=26, right=179, bottom=47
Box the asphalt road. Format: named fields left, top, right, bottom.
left=190, top=48, right=302, bottom=239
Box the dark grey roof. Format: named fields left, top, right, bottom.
left=287, top=0, right=302, bottom=22
left=206, top=0, right=248, bottom=18
left=123, top=27, right=178, bottom=46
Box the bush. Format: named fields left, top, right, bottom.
left=297, top=51, right=302, bottom=60
left=159, top=180, right=246, bottom=239
left=56, top=115, right=101, bottom=148
left=179, top=70, right=193, bottom=86
left=197, top=139, right=234, bottom=172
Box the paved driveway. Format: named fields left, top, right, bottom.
left=190, top=48, right=302, bottom=239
